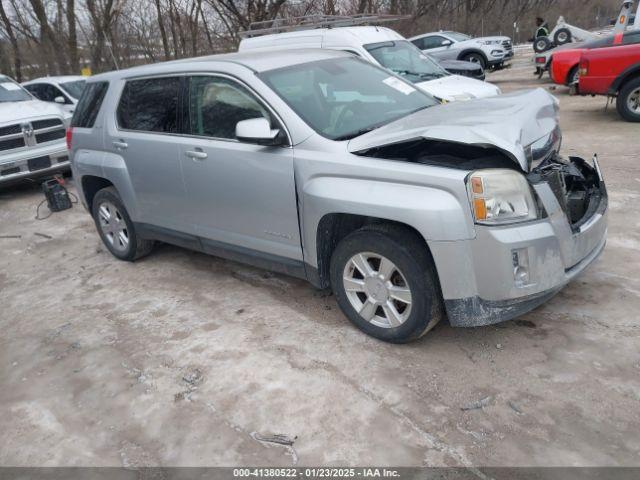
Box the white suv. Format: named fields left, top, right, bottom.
left=0, top=75, right=71, bottom=186
left=409, top=31, right=513, bottom=70
left=239, top=26, right=501, bottom=102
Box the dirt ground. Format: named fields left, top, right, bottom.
left=1, top=51, right=639, bottom=468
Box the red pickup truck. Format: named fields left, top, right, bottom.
left=578, top=37, right=640, bottom=122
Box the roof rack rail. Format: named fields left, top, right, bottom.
left=239, top=13, right=412, bottom=38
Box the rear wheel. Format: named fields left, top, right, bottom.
left=616, top=77, right=640, bottom=122
left=567, top=65, right=579, bottom=86
left=330, top=224, right=442, bottom=343
left=92, top=187, right=154, bottom=261
left=534, top=36, right=553, bottom=53
left=462, top=52, right=487, bottom=70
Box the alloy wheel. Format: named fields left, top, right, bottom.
left=98, top=201, right=130, bottom=252
left=627, top=87, right=640, bottom=113
left=342, top=252, right=412, bottom=328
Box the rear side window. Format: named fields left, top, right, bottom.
left=117, top=77, right=180, bottom=133
left=72, top=82, right=109, bottom=128
left=622, top=30, right=640, bottom=46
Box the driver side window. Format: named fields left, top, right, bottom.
left=188, top=76, right=272, bottom=140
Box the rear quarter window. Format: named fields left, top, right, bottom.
left=117, top=77, right=180, bottom=133
left=71, top=82, right=109, bottom=128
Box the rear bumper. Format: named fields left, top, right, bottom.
left=0, top=143, right=69, bottom=186
left=429, top=156, right=608, bottom=327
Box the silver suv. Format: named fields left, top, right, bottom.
left=69, top=50, right=607, bottom=343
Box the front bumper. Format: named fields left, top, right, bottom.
left=0, top=143, right=69, bottom=186
left=429, top=156, right=608, bottom=327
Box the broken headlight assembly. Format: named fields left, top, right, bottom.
left=467, top=169, right=538, bottom=225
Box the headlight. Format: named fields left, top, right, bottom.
left=482, top=40, right=502, bottom=45
left=467, top=169, right=537, bottom=225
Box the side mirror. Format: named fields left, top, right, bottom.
left=54, top=96, right=66, bottom=104
left=236, top=118, right=283, bottom=146
left=441, top=39, right=453, bottom=47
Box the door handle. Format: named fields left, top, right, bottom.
left=112, top=140, right=128, bottom=150
left=185, top=150, right=208, bottom=161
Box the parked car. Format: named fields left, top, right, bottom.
left=408, top=31, right=513, bottom=70
left=550, top=30, right=640, bottom=88
left=534, top=41, right=583, bottom=78
left=69, top=49, right=607, bottom=343
left=239, top=26, right=500, bottom=102
left=0, top=75, right=71, bottom=186
left=22, top=75, right=87, bottom=114
left=578, top=42, right=640, bottom=121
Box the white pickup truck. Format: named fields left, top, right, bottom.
left=0, top=75, right=71, bottom=186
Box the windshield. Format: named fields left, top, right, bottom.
left=364, top=40, right=448, bottom=83
left=61, top=79, right=87, bottom=99
left=0, top=77, right=32, bottom=102
left=260, top=57, right=438, bottom=141
left=446, top=32, right=472, bottom=42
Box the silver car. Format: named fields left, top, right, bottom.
left=409, top=31, right=513, bottom=70
left=69, top=50, right=607, bottom=343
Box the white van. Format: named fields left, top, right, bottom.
left=239, top=26, right=501, bottom=102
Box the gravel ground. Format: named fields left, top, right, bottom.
left=1, top=51, right=639, bottom=468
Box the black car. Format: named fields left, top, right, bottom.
left=438, top=58, right=486, bottom=81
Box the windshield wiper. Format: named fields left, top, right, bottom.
left=393, top=70, right=443, bottom=80
left=334, top=126, right=378, bottom=141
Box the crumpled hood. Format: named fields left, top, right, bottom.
left=416, top=74, right=500, bottom=101
left=0, top=100, right=67, bottom=125
left=348, top=88, right=559, bottom=172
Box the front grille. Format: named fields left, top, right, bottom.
left=0, top=124, right=22, bottom=136
left=32, top=118, right=63, bottom=130
left=36, top=129, right=66, bottom=144
left=0, top=137, right=25, bottom=151
left=1, top=166, right=21, bottom=176
left=502, top=40, right=513, bottom=52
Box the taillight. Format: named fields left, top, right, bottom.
left=66, top=127, right=73, bottom=150
left=535, top=56, right=546, bottom=64
left=579, top=59, right=589, bottom=77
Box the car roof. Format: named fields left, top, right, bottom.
left=22, top=75, right=86, bottom=85
left=88, top=48, right=353, bottom=82
left=240, top=26, right=404, bottom=49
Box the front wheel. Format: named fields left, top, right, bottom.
left=616, top=77, right=640, bottom=122
left=92, top=186, right=154, bottom=261
left=330, top=224, right=442, bottom=343
left=462, top=52, right=487, bottom=70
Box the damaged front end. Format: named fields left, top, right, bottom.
left=528, top=154, right=607, bottom=232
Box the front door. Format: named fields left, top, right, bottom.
left=179, top=75, right=302, bottom=262
left=419, top=35, right=456, bottom=60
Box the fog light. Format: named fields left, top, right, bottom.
left=512, top=248, right=531, bottom=287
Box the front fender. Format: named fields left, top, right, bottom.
left=302, top=176, right=474, bottom=268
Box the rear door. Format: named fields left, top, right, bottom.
left=108, top=75, right=189, bottom=232
left=179, top=74, right=301, bottom=261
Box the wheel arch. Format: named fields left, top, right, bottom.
left=608, top=63, right=640, bottom=95
left=457, top=48, right=488, bottom=63
left=81, top=175, right=114, bottom=210
left=313, top=214, right=435, bottom=289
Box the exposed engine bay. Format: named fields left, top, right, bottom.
left=528, top=155, right=605, bottom=229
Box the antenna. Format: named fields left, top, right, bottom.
left=239, top=14, right=412, bottom=38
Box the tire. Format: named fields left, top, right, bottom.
left=91, top=186, right=154, bottom=261
left=554, top=28, right=572, bottom=45
left=330, top=224, right=443, bottom=343
left=567, top=65, right=579, bottom=86
left=616, top=76, right=640, bottom=122
left=534, top=36, right=553, bottom=53
left=461, top=52, right=487, bottom=70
